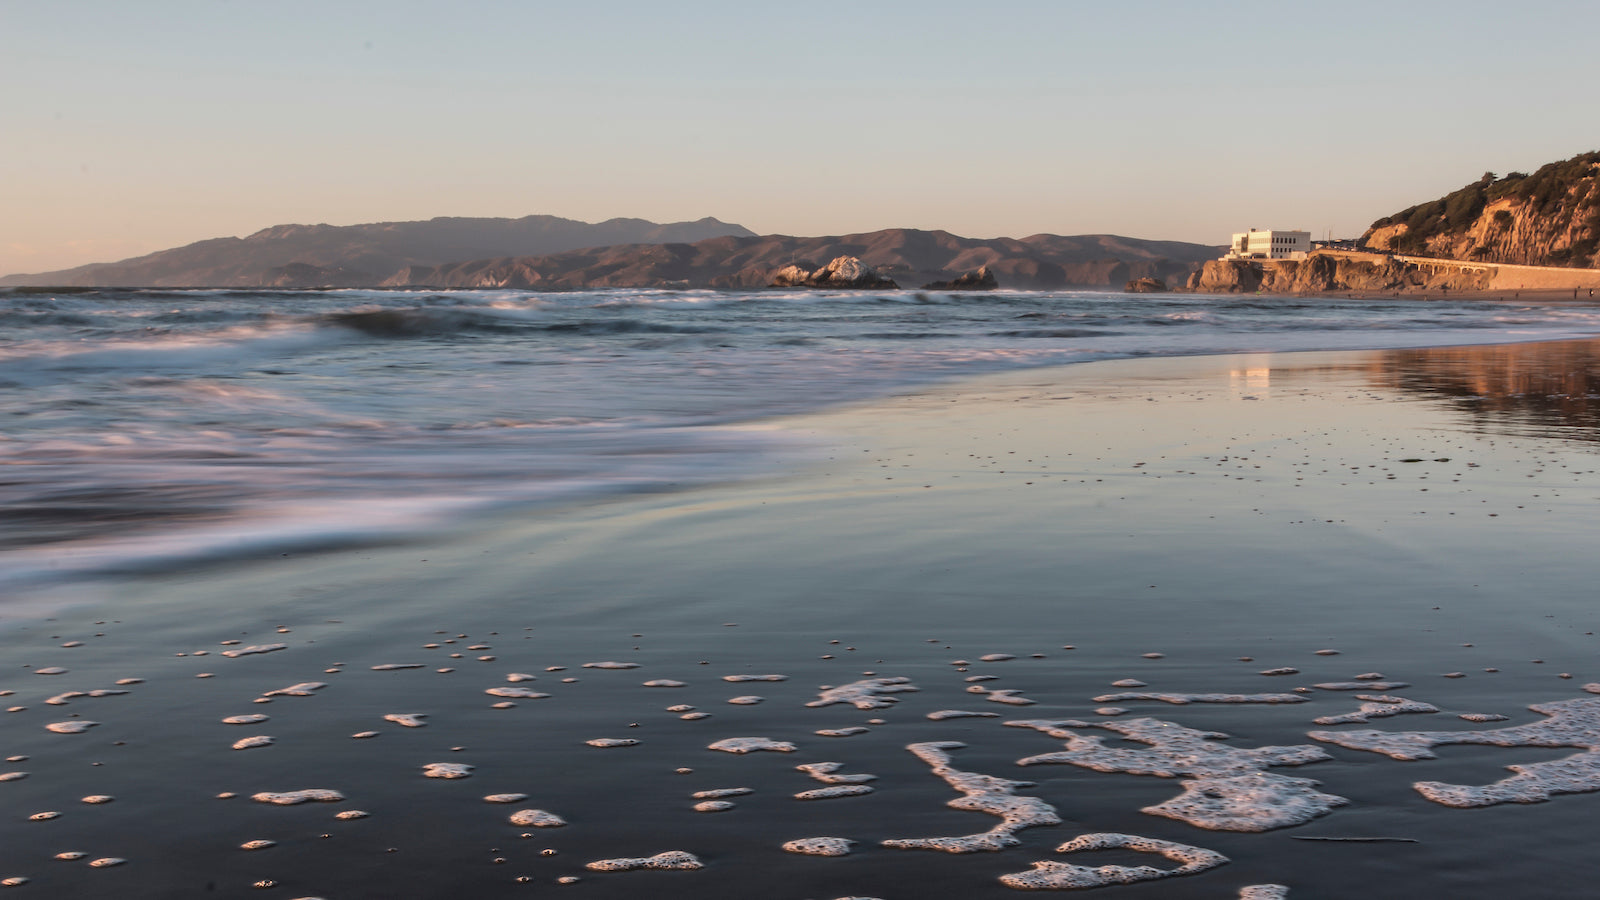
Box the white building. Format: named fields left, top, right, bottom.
left=1225, top=229, right=1311, bottom=261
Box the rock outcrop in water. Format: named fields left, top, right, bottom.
left=771, top=256, right=899, bottom=289
left=1123, top=276, right=1167, bottom=293
left=923, top=266, right=999, bottom=291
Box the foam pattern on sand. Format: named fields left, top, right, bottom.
left=708, top=737, right=796, bottom=754
left=998, top=833, right=1228, bottom=890
left=1240, top=885, right=1291, bottom=899
left=1312, top=695, right=1439, bottom=726
left=796, top=762, right=876, bottom=785
left=1092, top=693, right=1308, bottom=705
left=508, top=809, right=566, bottom=827
left=783, top=837, right=854, bottom=856
left=1011, top=717, right=1331, bottom=777
left=252, top=789, right=343, bottom=805
left=585, top=850, right=702, bottom=871
left=807, top=677, right=918, bottom=710
left=796, top=785, right=874, bottom=800
left=1142, top=772, right=1348, bottom=831
left=1310, top=696, right=1600, bottom=807
left=881, top=741, right=1061, bottom=853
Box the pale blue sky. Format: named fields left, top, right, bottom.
left=4, top=0, right=1597, bottom=274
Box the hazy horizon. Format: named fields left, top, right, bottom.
left=5, top=0, right=1597, bottom=275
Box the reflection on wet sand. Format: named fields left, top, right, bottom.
left=1367, top=339, right=1600, bottom=441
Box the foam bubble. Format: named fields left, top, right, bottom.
left=680, top=712, right=711, bottom=721
left=694, top=800, right=735, bottom=812
left=782, top=837, right=854, bottom=856
left=643, top=680, right=686, bottom=688
left=252, top=789, right=344, bottom=805
left=45, top=721, right=97, bottom=734
left=980, top=654, right=1016, bottom=662
left=581, top=662, right=639, bottom=670
left=1111, top=679, right=1148, bottom=688
left=1313, top=695, right=1438, bottom=726
left=28, top=812, right=59, bottom=821
left=727, top=696, right=764, bottom=705
left=881, top=741, right=1060, bottom=853
left=334, top=810, right=368, bottom=820
left=586, top=739, right=639, bottom=748
left=264, top=682, right=326, bottom=697
left=223, top=714, right=270, bottom=724
left=508, top=809, right=566, bottom=827
left=484, top=793, right=529, bottom=803
left=87, top=858, right=125, bottom=868
left=816, top=727, right=870, bottom=737
left=1241, top=886, right=1291, bottom=899
left=723, top=675, right=787, bottom=682
left=1259, top=668, right=1299, bottom=676
left=0, top=773, right=26, bottom=782
left=795, top=785, right=874, bottom=800
left=45, top=692, right=85, bottom=705
left=797, top=762, right=876, bottom=785
left=422, top=763, right=473, bottom=779
left=383, top=714, right=427, bottom=727
left=1315, top=682, right=1410, bottom=692
left=585, top=850, right=701, bottom=871
left=240, top=840, right=276, bottom=850
left=506, top=673, right=538, bottom=682
left=1460, top=713, right=1510, bottom=722
left=221, top=644, right=287, bottom=658
left=806, top=677, right=918, bottom=711
left=1096, top=707, right=1128, bottom=716
left=1092, top=693, right=1307, bottom=706
left=232, top=736, right=274, bottom=750
left=692, top=788, right=752, bottom=799
left=708, top=737, right=796, bottom=754
left=927, top=710, right=1001, bottom=720
left=984, top=689, right=1035, bottom=706
left=53, top=852, right=85, bottom=860
left=486, top=687, right=549, bottom=699
left=351, top=731, right=379, bottom=739
left=1, top=877, right=29, bottom=886
left=998, top=833, right=1228, bottom=890
left=34, top=668, right=68, bottom=675
left=81, top=795, right=114, bottom=804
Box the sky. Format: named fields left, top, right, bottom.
left=4, top=0, right=1598, bottom=275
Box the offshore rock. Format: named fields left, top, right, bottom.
left=1123, top=276, right=1167, bottom=293
left=770, top=256, right=899, bottom=289
left=923, top=265, right=999, bottom=291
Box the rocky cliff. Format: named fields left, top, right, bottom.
left=1187, top=253, right=1492, bottom=294
left=1360, top=151, right=1600, bottom=268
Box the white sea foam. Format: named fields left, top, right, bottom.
left=486, top=687, right=549, bottom=699
left=384, top=713, right=427, bottom=727
left=586, top=739, right=639, bottom=748
left=1313, top=695, right=1439, bottom=726
left=882, top=741, right=1061, bottom=853
left=1012, top=717, right=1331, bottom=777
left=796, top=785, right=874, bottom=800
left=927, top=710, right=1001, bottom=720
left=796, top=762, right=877, bottom=785
left=999, top=833, right=1228, bottom=890
left=252, top=789, right=343, bottom=805
left=232, top=736, right=274, bottom=750
left=1144, top=772, right=1348, bottom=831
left=1311, top=696, right=1600, bottom=807
left=585, top=850, right=702, bottom=871
left=783, top=837, right=854, bottom=856
left=708, top=737, right=795, bottom=754
left=422, top=762, right=474, bottom=779
left=1092, top=692, right=1307, bottom=705
left=221, top=644, right=287, bottom=658
left=806, top=677, right=918, bottom=710
left=724, top=674, right=788, bottom=682
left=508, top=809, right=566, bottom=827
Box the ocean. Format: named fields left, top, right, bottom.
left=5, top=285, right=1600, bottom=589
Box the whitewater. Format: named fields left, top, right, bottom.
left=4, top=285, right=1600, bottom=588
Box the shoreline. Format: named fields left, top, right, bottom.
left=7, top=339, right=1600, bottom=897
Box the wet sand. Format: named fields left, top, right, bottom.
left=7, top=340, right=1600, bottom=898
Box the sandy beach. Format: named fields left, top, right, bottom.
left=7, top=339, right=1600, bottom=898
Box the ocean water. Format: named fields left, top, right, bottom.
left=4, top=285, right=1600, bottom=587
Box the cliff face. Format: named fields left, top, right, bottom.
left=1360, top=152, right=1600, bottom=268
left=386, top=230, right=1219, bottom=291
left=1187, top=253, right=1492, bottom=294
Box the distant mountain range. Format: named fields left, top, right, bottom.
left=0, top=215, right=1221, bottom=290
left=0, top=215, right=756, bottom=287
